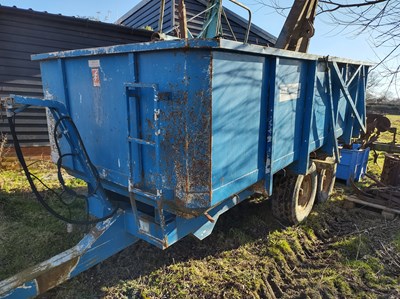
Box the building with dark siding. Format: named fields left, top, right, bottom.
left=117, top=0, right=276, bottom=45
left=0, top=5, right=152, bottom=150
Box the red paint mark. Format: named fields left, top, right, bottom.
left=91, top=68, right=100, bottom=87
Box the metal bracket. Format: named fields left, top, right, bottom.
left=325, top=60, right=340, bottom=163
left=331, top=62, right=366, bottom=134
left=6, top=95, right=69, bottom=115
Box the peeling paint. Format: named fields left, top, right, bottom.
left=45, top=109, right=59, bottom=164
left=93, top=87, right=103, bottom=126
left=99, top=66, right=110, bottom=82
left=265, top=158, right=271, bottom=174
left=139, top=219, right=150, bottom=233
left=44, top=89, right=54, bottom=100
left=36, top=257, right=80, bottom=294
left=16, top=283, right=32, bottom=290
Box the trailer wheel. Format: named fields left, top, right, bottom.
left=272, top=163, right=317, bottom=225
left=317, top=164, right=337, bottom=203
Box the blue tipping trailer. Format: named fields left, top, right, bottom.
left=0, top=39, right=369, bottom=297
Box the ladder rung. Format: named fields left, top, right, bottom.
left=128, top=137, right=155, bottom=146
left=131, top=188, right=158, bottom=200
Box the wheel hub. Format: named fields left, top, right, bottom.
left=298, top=175, right=312, bottom=210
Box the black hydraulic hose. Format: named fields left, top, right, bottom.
left=53, top=116, right=101, bottom=197
left=7, top=115, right=117, bottom=225
left=56, top=152, right=88, bottom=199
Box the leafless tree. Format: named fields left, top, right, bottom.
left=319, top=1, right=399, bottom=79
left=366, top=71, right=381, bottom=102
left=259, top=0, right=399, bottom=96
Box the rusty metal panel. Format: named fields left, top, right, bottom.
left=37, top=45, right=213, bottom=215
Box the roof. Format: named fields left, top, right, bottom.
left=116, top=0, right=276, bottom=45
left=0, top=4, right=153, bottom=38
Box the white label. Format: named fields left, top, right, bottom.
left=88, top=59, right=100, bottom=68
left=279, top=83, right=300, bottom=102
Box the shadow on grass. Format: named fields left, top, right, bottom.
left=0, top=163, right=283, bottom=298
left=40, top=195, right=285, bottom=298
left=0, top=188, right=86, bottom=281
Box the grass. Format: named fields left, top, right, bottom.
left=332, top=235, right=371, bottom=259
left=0, top=161, right=86, bottom=280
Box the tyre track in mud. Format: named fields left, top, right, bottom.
left=262, top=203, right=400, bottom=299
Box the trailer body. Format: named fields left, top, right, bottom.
left=0, top=39, right=369, bottom=298
left=37, top=39, right=366, bottom=216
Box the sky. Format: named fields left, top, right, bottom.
left=1, top=0, right=397, bottom=96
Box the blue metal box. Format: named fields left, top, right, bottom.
left=31, top=39, right=368, bottom=218
left=337, top=144, right=370, bottom=184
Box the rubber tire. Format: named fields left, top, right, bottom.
left=272, top=163, right=318, bottom=225
left=317, top=164, right=337, bottom=203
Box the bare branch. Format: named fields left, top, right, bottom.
left=263, top=0, right=399, bottom=99
left=319, top=0, right=387, bottom=13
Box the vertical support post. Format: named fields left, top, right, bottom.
left=343, top=64, right=361, bottom=142
left=264, top=58, right=277, bottom=195
left=151, top=86, right=161, bottom=195
left=151, top=84, right=167, bottom=245
left=325, top=61, right=340, bottom=163
left=352, top=66, right=367, bottom=137
left=362, top=66, right=368, bottom=127
left=289, top=60, right=317, bottom=174
left=56, top=59, right=70, bottom=115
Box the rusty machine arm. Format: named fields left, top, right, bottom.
left=275, top=0, right=318, bottom=52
